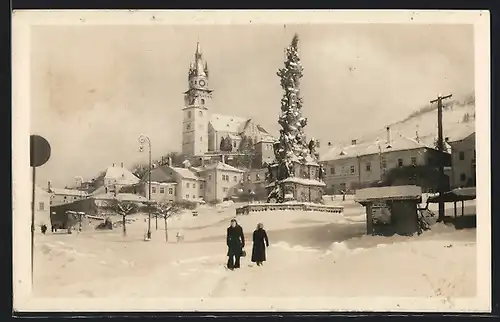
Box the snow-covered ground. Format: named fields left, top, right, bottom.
left=32, top=200, right=476, bottom=302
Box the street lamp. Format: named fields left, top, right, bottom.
left=138, top=134, right=152, bottom=239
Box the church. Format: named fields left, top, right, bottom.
left=181, top=43, right=275, bottom=166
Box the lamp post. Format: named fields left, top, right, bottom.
left=138, top=134, right=152, bottom=239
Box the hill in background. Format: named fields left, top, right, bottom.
left=323, top=92, right=475, bottom=152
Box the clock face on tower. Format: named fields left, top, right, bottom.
left=199, top=79, right=206, bottom=87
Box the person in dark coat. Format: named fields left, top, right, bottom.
left=226, top=219, right=245, bottom=270
left=251, top=223, right=269, bottom=266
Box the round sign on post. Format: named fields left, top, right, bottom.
left=30, top=135, right=51, bottom=167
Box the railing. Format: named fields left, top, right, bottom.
left=236, top=202, right=344, bottom=215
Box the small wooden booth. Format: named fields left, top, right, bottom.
left=426, top=187, right=476, bottom=219
left=355, top=185, right=423, bottom=236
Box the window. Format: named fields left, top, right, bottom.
left=350, top=166, right=355, bottom=174
left=223, top=187, right=229, bottom=192
left=234, top=188, right=238, bottom=193
left=200, top=137, right=203, bottom=142
left=234, top=176, right=238, bottom=182
left=200, top=183, right=204, bottom=189
left=73, top=197, right=77, bottom=200
left=411, top=157, right=417, bottom=166
left=330, top=166, right=335, bottom=174
left=186, top=194, right=190, bottom=199
left=208, top=174, right=212, bottom=180
left=160, top=187, right=165, bottom=194
left=365, top=162, right=371, bottom=172
left=168, top=188, right=173, bottom=194
left=256, top=174, right=260, bottom=181
left=398, top=158, right=403, bottom=167
left=186, top=123, right=191, bottom=130
left=459, top=151, right=465, bottom=161
left=187, top=111, right=192, bottom=118
left=152, top=187, right=157, bottom=193
left=381, top=160, right=387, bottom=169
left=186, top=183, right=190, bottom=188
left=233, top=141, right=237, bottom=148
left=199, top=111, right=203, bottom=116
left=193, top=195, right=196, bottom=199
left=39, top=202, right=45, bottom=211
left=64, top=196, right=67, bottom=199
left=201, top=99, right=205, bottom=105
left=193, top=183, right=196, bottom=189
left=460, top=173, right=467, bottom=182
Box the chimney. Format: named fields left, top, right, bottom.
left=47, top=180, right=52, bottom=192
left=221, top=154, right=225, bottom=164
left=386, top=126, right=391, bottom=145
left=168, top=157, right=172, bottom=167
left=121, top=162, right=124, bottom=168
left=182, top=159, right=191, bottom=168
left=351, top=139, right=357, bottom=145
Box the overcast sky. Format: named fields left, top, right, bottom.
left=30, top=24, right=474, bottom=187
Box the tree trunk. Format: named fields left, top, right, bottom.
left=122, top=215, right=127, bottom=236
left=164, top=216, right=168, bottom=242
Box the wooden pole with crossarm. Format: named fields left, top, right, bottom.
left=430, top=93, right=452, bottom=222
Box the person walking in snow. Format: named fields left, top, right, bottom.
left=226, top=219, right=245, bottom=270
left=251, top=223, right=269, bottom=266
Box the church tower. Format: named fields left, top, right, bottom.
left=182, top=42, right=211, bottom=157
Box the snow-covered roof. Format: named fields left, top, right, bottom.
left=92, top=192, right=149, bottom=203
left=201, top=162, right=244, bottom=173
left=281, top=177, right=326, bottom=187
left=445, top=125, right=475, bottom=143
left=50, top=188, right=90, bottom=197
left=34, top=184, right=50, bottom=196
left=355, top=185, right=422, bottom=202
left=320, top=134, right=435, bottom=162
left=104, top=165, right=140, bottom=185
left=209, top=114, right=247, bottom=133
left=169, top=166, right=205, bottom=181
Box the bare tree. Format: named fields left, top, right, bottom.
left=153, top=201, right=181, bottom=242
left=107, top=198, right=137, bottom=236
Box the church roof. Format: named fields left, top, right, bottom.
left=210, top=114, right=247, bottom=133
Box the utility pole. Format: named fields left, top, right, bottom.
left=430, top=93, right=452, bottom=222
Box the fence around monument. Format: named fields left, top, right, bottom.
left=235, top=202, right=344, bottom=215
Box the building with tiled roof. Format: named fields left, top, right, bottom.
left=320, top=127, right=451, bottom=194
left=181, top=43, right=275, bottom=163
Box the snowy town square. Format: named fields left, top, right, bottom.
left=14, top=11, right=490, bottom=312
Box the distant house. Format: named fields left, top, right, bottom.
left=131, top=160, right=205, bottom=203
left=91, top=162, right=140, bottom=195
left=34, top=184, right=51, bottom=227
left=197, top=161, right=244, bottom=202
left=447, top=128, right=476, bottom=188
left=48, top=185, right=89, bottom=206
left=320, top=127, right=451, bottom=194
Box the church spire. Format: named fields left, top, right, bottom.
left=190, top=42, right=207, bottom=78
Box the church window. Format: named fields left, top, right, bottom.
left=201, top=99, right=205, bottom=105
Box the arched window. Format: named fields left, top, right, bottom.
left=201, top=99, right=205, bottom=105
left=199, top=111, right=203, bottom=116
